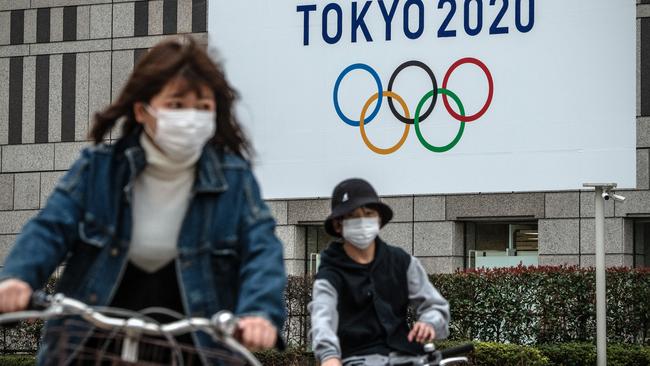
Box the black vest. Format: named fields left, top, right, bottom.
left=316, top=238, right=423, bottom=358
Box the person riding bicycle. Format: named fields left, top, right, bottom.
left=0, top=36, right=286, bottom=364
left=309, top=178, right=450, bottom=366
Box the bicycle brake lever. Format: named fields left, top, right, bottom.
left=28, top=290, right=52, bottom=310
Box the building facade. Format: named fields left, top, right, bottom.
left=0, top=0, right=649, bottom=276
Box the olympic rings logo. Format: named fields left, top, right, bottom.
left=332, top=57, right=494, bottom=154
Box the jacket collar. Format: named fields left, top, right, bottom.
left=120, top=130, right=229, bottom=201
left=194, top=146, right=229, bottom=193
left=321, top=237, right=387, bottom=271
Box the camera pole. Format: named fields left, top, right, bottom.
left=582, top=183, right=617, bottom=366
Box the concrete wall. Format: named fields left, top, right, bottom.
left=1, top=0, right=649, bottom=276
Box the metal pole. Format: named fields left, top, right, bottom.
left=584, top=183, right=615, bottom=366
left=594, top=186, right=606, bottom=366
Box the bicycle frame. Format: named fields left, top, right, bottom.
left=428, top=342, right=473, bottom=366
left=341, top=343, right=471, bottom=366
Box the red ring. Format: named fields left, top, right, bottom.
left=442, top=57, right=494, bottom=123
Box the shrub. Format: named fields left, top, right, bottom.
left=604, top=343, right=650, bottom=366
left=536, top=342, right=597, bottom=365
left=0, top=355, right=37, bottom=366
left=432, top=268, right=542, bottom=343
left=260, top=342, right=550, bottom=366
left=606, top=268, right=650, bottom=345
left=254, top=348, right=315, bottom=366
left=5, top=266, right=650, bottom=355
left=283, top=275, right=313, bottom=348
left=6, top=343, right=650, bottom=366
left=471, top=342, right=549, bottom=366
left=431, top=266, right=650, bottom=345
left=436, top=340, right=549, bottom=366
left=537, top=342, right=650, bottom=366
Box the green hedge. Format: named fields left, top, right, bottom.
left=0, top=355, right=37, bottom=366
left=254, top=348, right=315, bottom=366
left=254, top=343, right=650, bottom=366
left=537, top=342, right=650, bottom=366
left=282, top=266, right=650, bottom=348
left=436, top=341, right=549, bottom=366
left=430, top=266, right=650, bottom=345
left=4, top=266, right=650, bottom=355
left=283, top=275, right=312, bottom=348
left=470, top=342, right=549, bottom=366
left=6, top=343, right=650, bottom=366
left=252, top=344, right=550, bottom=366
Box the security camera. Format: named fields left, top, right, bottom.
left=602, top=191, right=610, bottom=200
left=611, top=193, right=626, bottom=202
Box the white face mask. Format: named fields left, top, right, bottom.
left=146, top=106, right=216, bottom=161
left=342, top=217, right=380, bottom=250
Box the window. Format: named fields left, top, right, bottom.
left=465, top=221, right=539, bottom=269
left=634, top=220, right=650, bottom=268
left=304, top=225, right=333, bottom=276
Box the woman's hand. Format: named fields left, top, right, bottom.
left=236, top=316, right=277, bottom=351
left=407, top=321, right=436, bottom=344
left=321, top=357, right=343, bottom=366
left=0, top=279, right=33, bottom=313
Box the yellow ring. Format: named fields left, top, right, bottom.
left=359, top=91, right=411, bottom=155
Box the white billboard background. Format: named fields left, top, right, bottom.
left=208, top=0, right=636, bottom=199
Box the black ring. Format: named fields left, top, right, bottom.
left=387, top=60, right=438, bottom=125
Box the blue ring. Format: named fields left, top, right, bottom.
left=333, top=63, right=383, bottom=127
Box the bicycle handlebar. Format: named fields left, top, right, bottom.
left=1, top=291, right=261, bottom=366
left=439, top=343, right=475, bottom=359
left=25, top=293, right=219, bottom=336
left=29, top=289, right=51, bottom=310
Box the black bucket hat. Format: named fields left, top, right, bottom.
left=324, top=178, right=393, bottom=237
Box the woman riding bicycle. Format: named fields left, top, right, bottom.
left=309, top=178, right=450, bottom=366
left=0, top=36, right=286, bottom=364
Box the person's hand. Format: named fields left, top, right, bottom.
left=321, top=357, right=342, bottom=366
left=407, top=321, right=436, bottom=344
left=236, top=316, right=277, bottom=351
left=0, top=279, right=33, bottom=313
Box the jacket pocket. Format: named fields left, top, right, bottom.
left=211, top=239, right=241, bottom=310
left=58, top=219, right=112, bottom=294
left=211, top=241, right=240, bottom=277
left=77, top=214, right=113, bottom=248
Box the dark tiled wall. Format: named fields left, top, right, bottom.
left=0, top=0, right=207, bottom=146
left=0, top=1, right=208, bottom=246
left=641, top=18, right=650, bottom=117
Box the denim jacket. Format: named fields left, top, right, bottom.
left=0, top=131, right=287, bottom=364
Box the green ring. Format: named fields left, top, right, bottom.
left=414, top=88, right=465, bottom=153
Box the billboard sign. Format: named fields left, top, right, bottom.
left=209, top=0, right=636, bottom=198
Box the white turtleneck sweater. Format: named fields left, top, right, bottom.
left=129, top=133, right=199, bottom=273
